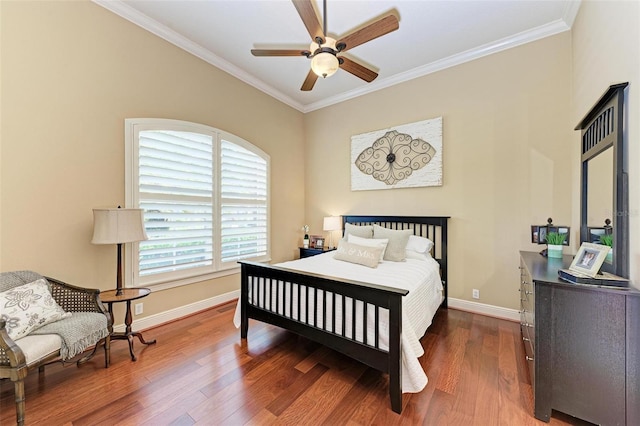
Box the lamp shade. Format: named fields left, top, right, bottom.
left=323, top=216, right=342, bottom=232
left=91, top=208, right=148, bottom=244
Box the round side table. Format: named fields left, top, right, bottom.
left=100, top=288, right=156, bottom=361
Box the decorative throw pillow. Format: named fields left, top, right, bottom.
left=333, top=240, right=383, bottom=268
left=343, top=223, right=374, bottom=241
left=348, top=234, right=389, bottom=261
left=0, top=278, right=71, bottom=340
left=372, top=224, right=412, bottom=261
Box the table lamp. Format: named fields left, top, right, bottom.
left=91, top=207, right=148, bottom=295
left=323, top=216, right=342, bottom=250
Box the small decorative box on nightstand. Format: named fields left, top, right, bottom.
left=299, top=247, right=336, bottom=258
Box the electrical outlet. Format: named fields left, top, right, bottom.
left=135, top=303, right=143, bottom=315
left=472, top=289, right=480, bottom=299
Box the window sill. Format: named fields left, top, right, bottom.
left=136, top=267, right=241, bottom=292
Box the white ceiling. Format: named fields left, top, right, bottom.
left=95, top=0, right=581, bottom=113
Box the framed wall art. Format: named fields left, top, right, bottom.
left=351, top=117, right=443, bottom=191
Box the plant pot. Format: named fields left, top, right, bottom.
left=606, top=247, right=613, bottom=263
left=547, top=244, right=563, bottom=258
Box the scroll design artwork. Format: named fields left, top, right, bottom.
left=351, top=117, right=442, bottom=191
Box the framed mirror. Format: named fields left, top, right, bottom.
left=575, top=83, right=629, bottom=278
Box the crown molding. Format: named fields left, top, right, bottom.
left=302, top=18, right=573, bottom=112
left=94, top=0, right=576, bottom=114
left=92, top=0, right=306, bottom=112
left=562, top=0, right=582, bottom=27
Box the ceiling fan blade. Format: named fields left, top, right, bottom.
left=251, top=49, right=309, bottom=57
left=339, top=57, right=378, bottom=82
left=301, top=69, right=318, bottom=91
left=292, top=0, right=324, bottom=43
left=337, top=14, right=399, bottom=52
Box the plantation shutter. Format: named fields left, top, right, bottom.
left=126, top=118, right=270, bottom=288
left=138, top=130, right=214, bottom=277
left=220, top=139, right=268, bottom=263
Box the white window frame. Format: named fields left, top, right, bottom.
left=125, top=118, right=270, bottom=291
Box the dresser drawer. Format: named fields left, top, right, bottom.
left=519, top=258, right=535, bottom=388
left=522, top=327, right=535, bottom=385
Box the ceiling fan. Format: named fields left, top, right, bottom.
left=251, top=0, right=399, bottom=91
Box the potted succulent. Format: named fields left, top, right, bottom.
left=546, top=231, right=567, bottom=258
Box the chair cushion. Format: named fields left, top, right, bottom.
left=0, top=278, right=71, bottom=340
left=14, top=334, right=62, bottom=365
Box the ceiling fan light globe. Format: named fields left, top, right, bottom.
left=311, top=52, right=339, bottom=78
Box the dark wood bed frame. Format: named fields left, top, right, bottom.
left=239, top=215, right=449, bottom=413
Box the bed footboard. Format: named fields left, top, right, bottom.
left=240, top=261, right=408, bottom=413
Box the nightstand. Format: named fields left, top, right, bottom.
left=299, top=246, right=336, bottom=258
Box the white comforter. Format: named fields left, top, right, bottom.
left=233, top=252, right=443, bottom=393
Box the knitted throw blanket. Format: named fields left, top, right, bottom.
left=30, top=312, right=109, bottom=360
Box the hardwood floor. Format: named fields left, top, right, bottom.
left=1, top=303, right=593, bottom=425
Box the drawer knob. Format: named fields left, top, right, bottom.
left=522, top=322, right=533, bottom=328
left=523, top=336, right=530, bottom=342
left=526, top=355, right=534, bottom=362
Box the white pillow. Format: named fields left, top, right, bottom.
left=405, top=250, right=431, bottom=261
left=406, top=235, right=435, bottom=255
left=333, top=240, right=382, bottom=268
left=348, top=234, right=389, bottom=261
left=0, top=278, right=71, bottom=340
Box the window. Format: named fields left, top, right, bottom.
left=125, top=119, right=269, bottom=289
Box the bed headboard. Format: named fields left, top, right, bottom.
left=342, top=215, right=450, bottom=305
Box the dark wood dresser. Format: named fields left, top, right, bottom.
left=519, top=251, right=640, bottom=424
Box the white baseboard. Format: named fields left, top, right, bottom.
left=447, top=297, right=520, bottom=322
left=113, top=289, right=240, bottom=333
left=113, top=291, right=519, bottom=332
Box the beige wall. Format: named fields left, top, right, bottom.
left=572, top=0, right=640, bottom=287
left=2, top=1, right=637, bottom=319
left=304, top=34, right=573, bottom=310
left=0, top=1, right=305, bottom=319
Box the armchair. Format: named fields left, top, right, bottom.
left=0, top=271, right=112, bottom=426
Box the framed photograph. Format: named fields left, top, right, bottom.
left=538, top=226, right=548, bottom=244
left=315, top=238, right=325, bottom=249
left=531, top=226, right=540, bottom=244
left=547, top=226, right=571, bottom=245
left=557, top=227, right=570, bottom=246
left=588, top=227, right=606, bottom=244
left=309, top=235, right=322, bottom=248
left=569, top=242, right=610, bottom=278
left=532, top=224, right=570, bottom=245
